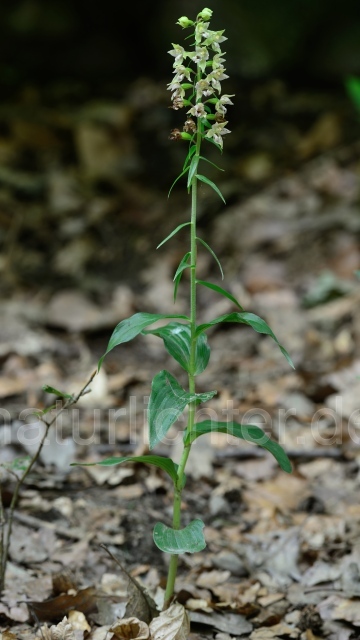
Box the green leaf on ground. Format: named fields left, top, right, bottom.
left=71, top=455, right=180, bottom=484
left=153, top=519, right=206, bottom=554
left=197, top=280, right=243, bottom=310
left=196, top=174, right=226, bottom=203
left=144, top=322, right=210, bottom=375
left=148, top=370, right=216, bottom=449
left=99, top=313, right=190, bottom=369
left=195, top=311, right=294, bottom=368
left=185, top=420, right=292, bottom=473
left=157, top=223, right=191, bottom=249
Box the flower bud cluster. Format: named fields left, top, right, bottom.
left=168, top=8, right=234, bottom=150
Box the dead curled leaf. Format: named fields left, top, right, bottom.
left=149, top=603, right=190, bottom=640
left=43, top=617, right=76, bottom=640
left=110, top=618, right=149, bottom=640
left=109, top=617, right=150, bottom=639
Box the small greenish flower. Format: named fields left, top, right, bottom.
left=188, top=47, right=209, bottom=73
left=195, top=21, right=210, bottom=44
left=177, top=16, right=194, bottom=28
left=198, top=8, right=213, bottom=20
left=167, top=81, right=186, bottom=103
left=205, top=121, right=231, bottom=149
left=172, top=65, right=192, bottom=82
left=188, top=103, right=206, bottom=118
left=168, top=44, right=187, bottom=65
left=215, top=94, right=235, bottom=115
left=203, top=30, right=227, bottom=52
left=212, top=53, right=226, bottom=69
left=196, top=78, right=214, bottom=101
left=208, top=67, right=229, bottom=93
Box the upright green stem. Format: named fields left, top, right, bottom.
left=163, top=123, right=202, bottom=610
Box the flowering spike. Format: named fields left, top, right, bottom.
left=168, top=8, right=234, bottom=148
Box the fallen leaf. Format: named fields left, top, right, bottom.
left=189, top=610, right=252, bottom=635
left=50, top=617, right=76, bottom=639
left=68, top=611, right=91, bottom=632
left=250, top=622, right=299, bottom=638
left=149, top=603, right=190, bottom=640
left=196, top=570, right=231, bottom=590
left=29, top=586, right=97, bottom=622
left=109, top=617, right=149, bottom=639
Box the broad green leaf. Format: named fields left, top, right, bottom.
left=71, top=455, right=180, bottom=485
left=99, top=313, right=189, bottom=369
left=197, top=280, right=243, bottom=310
left=196, top=236, right=224, bottom=279
left=196, top=174, right=226, bottom=204
left=157, top=222, right=191, bottom=249
left=199, top=155, right=224, bottom=172
left=187, top=155, right=200, bottom=189
left=168, top=167, right=190, bottom=198
left=183, top=144, right=196, bottom=171
left=153, top=518, right=206, bottom=554
left=148, top=370, right=216, bottom=449
left=185, top=420, right=292, bottom=473
left=42, top=385, right=72, bottom=399
left=195, top=312, right=294, bottom=369
left=144, top=322, right=210, bottom=375
left=173, top=252, right=192, bottom=302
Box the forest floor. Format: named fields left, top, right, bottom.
left=1, top=78, right=360, bottom=639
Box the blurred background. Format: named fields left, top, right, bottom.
left=1, top=0, right=360, bottom=291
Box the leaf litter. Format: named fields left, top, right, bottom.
left=1, top=82, right=360, bottom=640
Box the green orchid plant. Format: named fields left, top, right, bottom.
left=74, top=8, right=293, bottom=610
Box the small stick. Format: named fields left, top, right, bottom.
left=0, top=369, right=97, bottom=594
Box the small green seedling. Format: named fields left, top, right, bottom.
left=73, top=8, right=293, bottom=609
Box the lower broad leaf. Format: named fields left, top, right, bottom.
left=185, top=420, right=292, bottom=473
left=144, top=322, right=210, bottom=375
left=148, top=370, right=216, bottom=449
left=99, top=312, right=189, bottom=369
left=153, top=519, right=206, bottom=554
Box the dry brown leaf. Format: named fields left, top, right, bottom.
left=185, top=598, right=212, bottom=613
left=332, top=597, right=360, bottom=625
left=109, top=617, right=149, bottom=639
left=196, top=570, right=231, bottom=589
left=0, top=632, right=18, bottom=640
left=250, top=622, right=299, bottom=638
left=29, top=586, right=97, bottom=622
left=149, top=603, right=190, bottom=640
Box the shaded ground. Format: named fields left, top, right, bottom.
left=1, top=78, right=360, bottom=638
